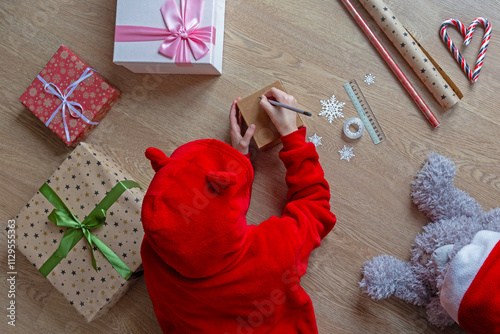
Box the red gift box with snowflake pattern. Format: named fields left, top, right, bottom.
left=19, top=46, right=121, bottom=146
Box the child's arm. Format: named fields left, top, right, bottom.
left=261, top=89, right=336, bottom=277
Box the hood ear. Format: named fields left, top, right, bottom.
left=145, top=147, right=170, bottom=172
left=207, top=171, right=238, bottom=190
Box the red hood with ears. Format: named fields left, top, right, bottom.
left=141, top=139, right=254, bottom=278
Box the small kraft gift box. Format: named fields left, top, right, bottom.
left=237, top=80, right=305, bottom=151
left=10, top=143, right=145, bottom=322
left=113, top=0, right=226, bottom=75
left=19, top=46, right=121, bottom=147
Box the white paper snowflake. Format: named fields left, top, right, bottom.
left=319, top=95, right=345, bottom=123
left=309, top=133, right=322, bottom=147
left=364, top=73, right=375, bottom=85
left=339, top=145, right=355, bottom=162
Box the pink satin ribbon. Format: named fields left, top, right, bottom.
left=115, top=0, right=215, bottom=65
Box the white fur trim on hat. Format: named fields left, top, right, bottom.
left=440, top=230, right=500, bottom=322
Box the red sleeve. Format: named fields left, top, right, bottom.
left=278, top=127, right=336, bottom=277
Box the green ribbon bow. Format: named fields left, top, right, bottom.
left=38, top=180, right=141, bottom=280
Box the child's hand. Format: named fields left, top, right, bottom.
left=260, top=88, right=298, bottom=136
left=230, top=98, right=255, bottom=155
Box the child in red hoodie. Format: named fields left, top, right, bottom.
left=141, top=88, right=336, bottom=333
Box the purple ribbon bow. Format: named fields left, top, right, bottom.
left=37, top=68, right=98, bottom=143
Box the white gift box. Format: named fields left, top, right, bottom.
left=113, top=0, right=225, bottom=75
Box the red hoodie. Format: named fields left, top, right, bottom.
left=141, top=127, right=336, bottom=333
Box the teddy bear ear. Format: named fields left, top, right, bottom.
left=145, top=147, right=170, bottom=172
left=206, top=171, right=238, bottom=190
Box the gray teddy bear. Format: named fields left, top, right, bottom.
left=359, top=153, right=500, bottom=330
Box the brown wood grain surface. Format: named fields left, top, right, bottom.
left=2, top=0, right=499, bottom=333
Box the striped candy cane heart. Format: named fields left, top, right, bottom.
left=440, top=18, right=492, bottom=83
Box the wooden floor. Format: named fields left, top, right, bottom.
left=1, top=0, right=499, bottom=333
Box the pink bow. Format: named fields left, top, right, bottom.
left=115, top=0, right=215, bottom=65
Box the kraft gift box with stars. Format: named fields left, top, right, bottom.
left=11, top=142, right=145, bottom=322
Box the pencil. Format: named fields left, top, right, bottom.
left=258, top=97, right=312, bottom=117
left=339, top=0, right=440, bottom=128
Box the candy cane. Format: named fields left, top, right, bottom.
left=465, top=18, right=492, bottom=82
left=440, top=18, right=492, bottom=83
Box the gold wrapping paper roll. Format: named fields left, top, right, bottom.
left=360, top=0, right=462, bottom=109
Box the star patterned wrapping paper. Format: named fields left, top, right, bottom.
left=360, top=0, right=463, bottom=110
left=12, top=142, right=144, bottom=322
left=19, top=46, right=121, bottom=146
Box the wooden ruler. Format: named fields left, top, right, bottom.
left=343, top=79, right=386, bottom=144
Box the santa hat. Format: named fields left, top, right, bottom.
left=440, top=230, right=500, bottom=333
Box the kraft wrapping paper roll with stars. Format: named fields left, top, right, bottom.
left=11, top=142, right=145, bottom=322
left=360, top=0, right=462, bottom=109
